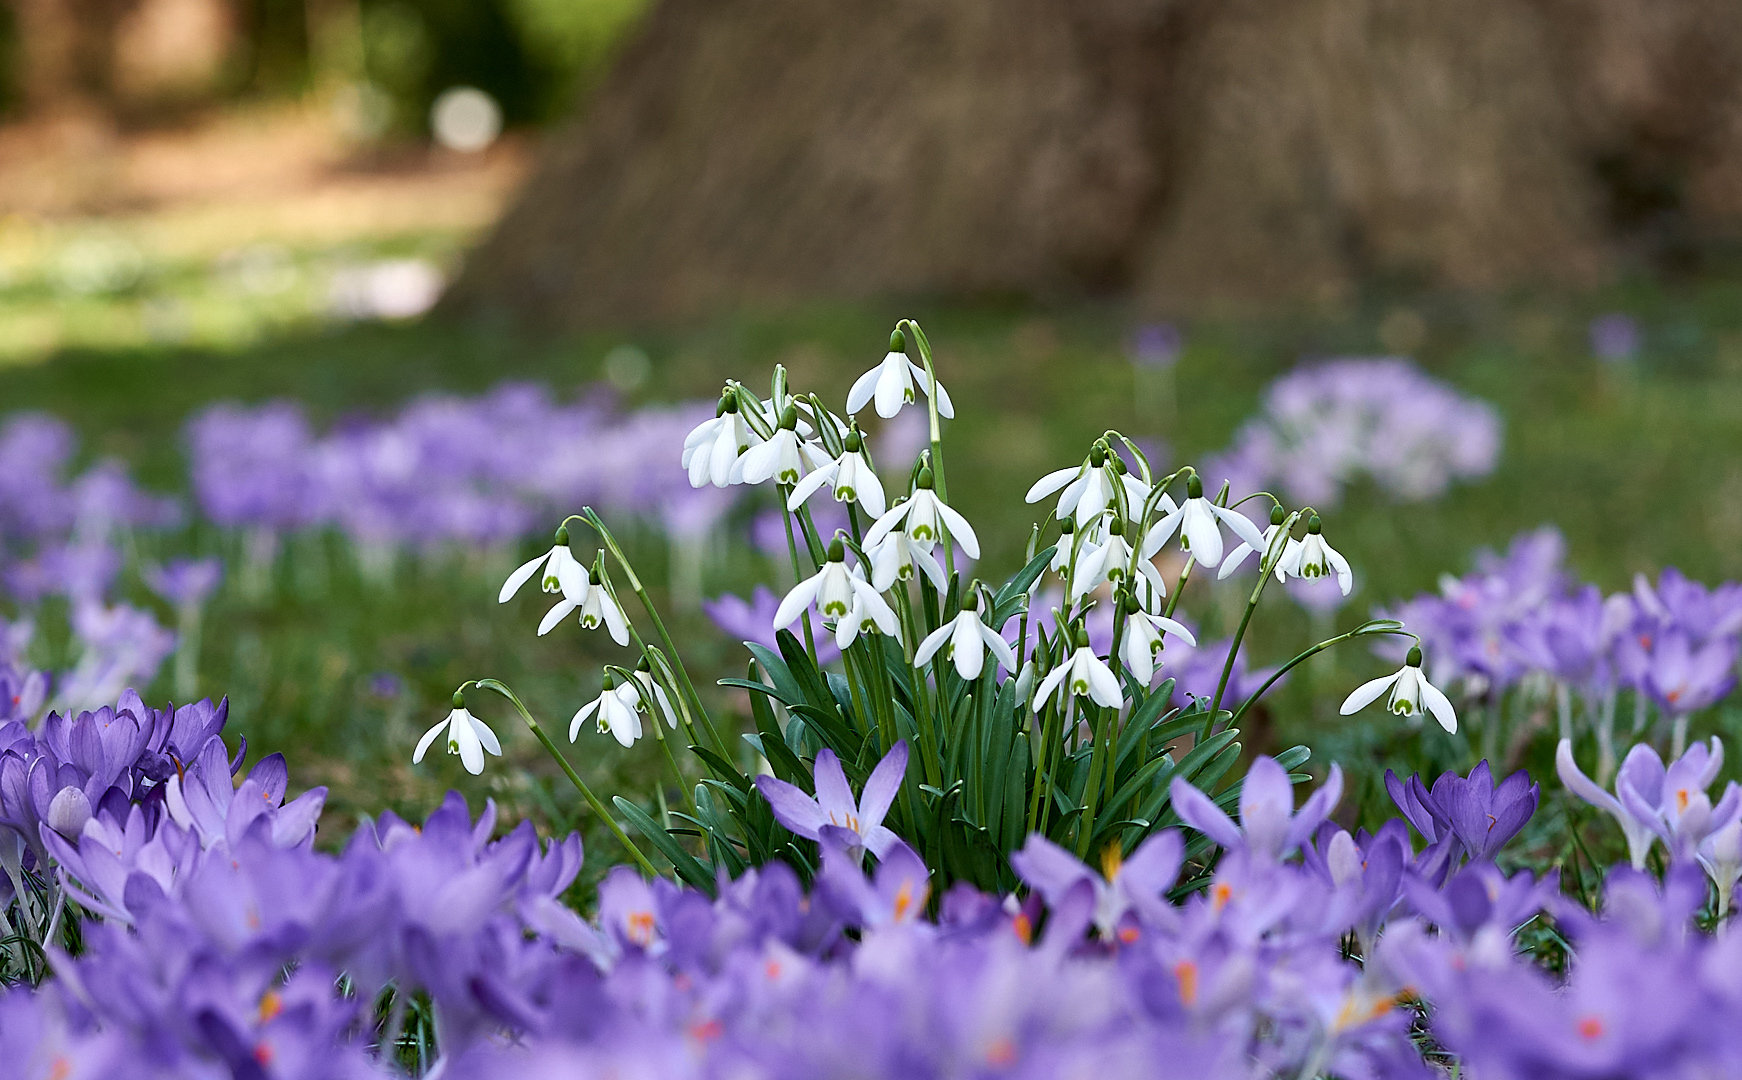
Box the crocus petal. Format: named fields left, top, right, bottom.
left=755, top=776, right=828, bottom=840
left=812, top=749, right=857, bottom=825
left=1169, top=778, right=1244, bottom=850
left=1238, top=757, right=1294, bottom=858
left=1285, top=764, right=1344, bottom=855
left=1555, top=739, right=1621, bottom=815
left=857, top=741, right=908, bottom=834
left=1340, top=672, right=1401, bottom=715
left=499, top=552, right=547, bottom=603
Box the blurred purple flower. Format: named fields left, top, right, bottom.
left=1590, top=313, right=1641, bottom=363
left=143, top=557, right=224, bottom=609
left=704, top=587, right=841, bottom=666
left=1128, top=323, right=1184, bottom=370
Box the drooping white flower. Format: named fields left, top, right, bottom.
left=1276, top=515, right=1352, bottom=595
left=786, top=429, right=887, bottom=516
left=775, top=539, right=896, bottom=647
left=846, top=329, right=955, bottom=420
left=835, top=581, right=900, bottom=650
left=682, top=394, right=754, bottom=488
left=1219, top=509, right=1289, bottom=580
left=1119, top=604, right=1197, bottom=687
left=732, top=404, right=828, bottom=487
left=1026, top=447, right=1164, bottom=529
left=868, top=528, right=947, bottom=592
left=572, top=673, right=644, bottom=747
left=863, top=470, right=979, bottom=558
left=414, top=697, right=503, bottom=775
left=629, top=662, right=679, bottom=731
left=1034, top=632, right=1124, bottom=710
left=499, top=531, right=584, bottom=604
left=539, top=564, right=630, bottom=646
left=1339, top=646, right=1457, bottom=732
left=915, top=591, right=1017, bottom=680
left=535, top=555, right=591, bottom=634
left=1141, top=474, right=1266, bottom=569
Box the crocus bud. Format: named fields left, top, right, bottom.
left=890, top=328, right=906, bottom=354
left=47, top=787, right=91, bottom=840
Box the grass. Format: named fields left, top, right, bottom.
left=8, top=256, right=1742, bottom=871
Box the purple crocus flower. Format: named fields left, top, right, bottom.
left=1558, top=737, right=1734, bottom=868
left=1170, top=755, right=1342, bottom=862
left=1590, top=313, right=1641, bottom=363
left=143, top=557, right=224, bottom=609
left=819, top=835, right=932, bottom=929
left=754, top=741, right=907, bottom=859
left=1641, top=629, right=1738, bottom=716
left=704, top=587, right=841, bottom=666
left=1128, top=323, right=1184, bottom=369
left=1434, top=760, right=1539, bottom=864
left=1010, top=830, right=1184, bottom=939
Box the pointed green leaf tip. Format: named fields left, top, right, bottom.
left=1407, top=645, right=1423, bottom=668
left=890, top=328, right=906, bottom=353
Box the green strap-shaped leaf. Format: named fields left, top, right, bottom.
left=614, top=796, right=716, bottom=895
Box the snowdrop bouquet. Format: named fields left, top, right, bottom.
left=431, top=321, right=1451, bottom=892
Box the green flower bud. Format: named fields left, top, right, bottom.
left=827, top=537, right=846, bottom=563
left=451, top=689, right=466, bottom=709
left=917, top=467, right=934, bottom=490
left=723, top=392, right=740, bottom=415
left=890, top=328, right=907, bottom=354
left=602, top=671, right=617, bottom=691
left=1075, top=627, right=1090, bottom=650
left=589, top=565, right=602, bottom=586
left=1089, top=442, right=1107, bottom=468
left=779, top=404, right=799, bottom=431
left=1059, top=516, right=1075, bottom=535
left=1187, top=474, right=1204, bottom=500
left=636, top=655, right=651, bottom=672
left=844, top=429, right=862, bottom=453
left=554, top=524, right=569, bottom=546
left=1269, top=505, right=1285, bottom=527
left=1108, top=516, right=1125, bottom=536
left=1407, top=645, right=1423, bottom=668
left=1307, top=514, right=1322, bottom=535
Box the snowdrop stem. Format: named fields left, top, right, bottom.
left=1208, top=508, right=1298, bottom=722
left=1163, top=557, right=1193, bottom=621
left=1226, top=621, right=1410, bottom=730
left=902, top=319, right=956, bottom=574
left=894, top=587, right=943, bottom=788
left=1029, top=699, right=1062, bottom=835
left=471, top=679, right=658, bottom=877
left=776, top=501, right=822, bottom=664
left=572, top=510, right=729, bottom=760
left=1076, top=703, right=1116, bottom=858
left=614, top=664, right=700, bottom=817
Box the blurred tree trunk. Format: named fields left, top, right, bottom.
left=442, top=0, right=1742, bottom=330
left=10, top=0, right=142, bottom=119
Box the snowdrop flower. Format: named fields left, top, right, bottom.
left=681, top=392, right=753, bottom=488
left=1034, top=628, right=1123, bottom=709
left=1277, top=515, right=1352, bottom=595
left=754, top=741, right=909, bottom=859
left=915, top=588, right=1017, bottom=680
left=541, top=564, right=631, bottom=645
left=572, top=672, right=643, bottom=747
left=413, top=692, right=503, bottom=775
left=846, top=329, right=954, bottom=420
left=1141, top=473, right=1266, bottom=569
left=732, top=404, right=823, bottom=486
left=867, top=527, right=946, bottom=592
left=1069, top=517, right=1170, bottom=603
left=535, top=556, right=592, bottom=634
left=775, top=538, right=897, bottom=650
left=1219, top=506, right=1288, bottom=580
left=1339, top=646, right=1457, bottom=732
left=499, top=527, right=584, bottom=603
left=1119, top=595, right=1197, bottom=686
left=786, top=428, right=886, bottom=516
left=863, top=468, right=979, bottom=557
left=1026, top=443, right=1162, bottom=529
left=629, top=658, right=679, bottom=731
